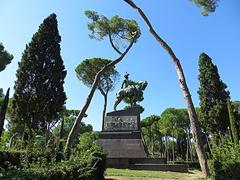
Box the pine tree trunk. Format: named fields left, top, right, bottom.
left=0, top=88, right=10, bottom=139
left=166, top=136, right=169, bottom=162
left=65, top=36, right=136, bottom=153
left=186, top=135, right=189, bottom=162
left=205, top=134, right=212, bottom=156
left=45, top=122, right=50, bottom=146
left=124, top=0, right=209, bottom=177
left=151, top=135, right=154, bottom=156
left=164, top=135, right=167, bottom=158
left=9, top=133, right=18, bottom=148
left=99, top=89, right=108, bottom=131
left=59, top=115, right=65, bottom=151
left=160, top=136, right=163, bottom=158
left=172, top=133, right=175, bottom=162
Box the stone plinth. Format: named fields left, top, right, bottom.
left=99, top=131, right=146, bottom=158
left=99, top=107, right=147, bottom=158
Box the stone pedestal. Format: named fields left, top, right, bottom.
left=98, top=107, right=188, bottom=173
left=99, top=107, right=147, bottom=158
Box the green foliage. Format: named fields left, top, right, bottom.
left=75, top=57, right=120, bottom=125
left=76, top=132, right=100, bottom=153
left=141, top=115, right=161, bottom=156
left=0, top=130, right=10, bottom=148
left=12, top=13, right=66, bottom=136
left=191, top=0, right=219, bottom=16
left=5, top=98, right=25, bottom=144
left=209, top=137, right=240, bottom=180
left=0, top=150, right=23, bottom=169
left=198, top=52, right=230, bottom=135
left=0, top=132, right=105, bottom=180
left=228, top=101, right=240, bottom=144
left=141, top=109, right=193, bottom=160
left=85, top=10, right=140, bottom=53
left=160, top=108, right=189, bottom=136
left=0, top=88, right=10, bottom=139
left=52, top=112, right=93, bottom=142
left=0, top=148, right=106, bottom=180
left=75, top=58, right=119, bottom=92
left=0, top=43, right=13, bottom=72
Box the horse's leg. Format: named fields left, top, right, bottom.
left=130, top=97, right=134, bottom=107
left=114, top=96, right=123, bottom=111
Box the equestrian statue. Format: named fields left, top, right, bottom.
left=114, top=73, right=148, bottom=111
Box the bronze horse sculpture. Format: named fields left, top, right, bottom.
left=114, top=81, right=148, bottom=111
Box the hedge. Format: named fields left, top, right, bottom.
left=0, top=149, right=106, bottom=180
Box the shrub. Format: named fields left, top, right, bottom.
left=0, top=150, right=23, bottom=169
left=0, top=148, right=106, bottom=179
left=209, top=138, right=240, bottom=180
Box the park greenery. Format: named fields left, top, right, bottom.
left=1, top=0, right=240, bottom=179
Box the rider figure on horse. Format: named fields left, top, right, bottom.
left=121, top=72, right=130, bottom=89
left=114, top=72, right=148, bottom=111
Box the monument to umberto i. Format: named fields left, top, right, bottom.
left=99, top=73, right=188, bottom=172
left=99, top=73, right=148, bottom=159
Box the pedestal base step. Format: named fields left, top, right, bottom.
left=130, top=164, right=188, bottom=173
left=106, top=158, right=188, bottom=173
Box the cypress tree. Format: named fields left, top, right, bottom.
left=227, top=101, right=240, bottom=144
left=198, top=53, right=230, bottom=135
left=12, top=14, right=66, bottom=136
left=0, top=88, right=10, bottom=139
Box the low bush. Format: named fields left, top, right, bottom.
left=0, top=150, right=63, bottom=169
left=0, top=147, right=106, bottom=179
left=209, top=138, right=240, bottom=180
left=0, top=150, right=23, bottom=169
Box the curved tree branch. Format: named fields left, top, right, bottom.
left=108, top=33, right=122, bottom=55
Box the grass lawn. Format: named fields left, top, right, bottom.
left=105, top=168, right=204, bottom=180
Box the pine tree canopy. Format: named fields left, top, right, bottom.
left=75, top=58, right=119, bottom=93
left=0, top=43, right=13, bottom=72
left=198, top=52, right=229, bottom=135
left=192, top=0, right=219, bottom=16
left=12, top=13, right=66, bottom=134
left=85, top=10, right=141, bottom=54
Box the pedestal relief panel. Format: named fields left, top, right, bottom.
left=103, top=116, right=138, bottom=131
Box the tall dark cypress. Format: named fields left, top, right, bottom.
left=0, top=88, right=10, bottom=138
left=198, top=53, right=230, bottom=135
left=12, top=14, right=66, bottom=135
left=227, top=101, right=240, bottom=144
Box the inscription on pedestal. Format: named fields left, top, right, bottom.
left=104, top=116, right=138, bottom=131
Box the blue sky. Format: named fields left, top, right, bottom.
left=0, top=0, right=239, bottom=131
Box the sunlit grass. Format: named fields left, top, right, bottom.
left=105, top=168, right=204, bottom=180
